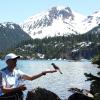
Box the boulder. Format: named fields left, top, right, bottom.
left=26, top=87, right=61, bottom=100
left=68, top=93, right=94, bottom=100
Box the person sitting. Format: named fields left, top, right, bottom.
left=0, top=53, right=57, bottom=100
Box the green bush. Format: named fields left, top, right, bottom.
left=92, top=55, right=100, bottom=65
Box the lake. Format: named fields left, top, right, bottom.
left=0, top=60, right=99, bottom=99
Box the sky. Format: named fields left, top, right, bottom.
left=0, top=0, right=100, bottom=24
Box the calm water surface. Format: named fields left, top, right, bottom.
left=0, top=60, right=99, bottom=99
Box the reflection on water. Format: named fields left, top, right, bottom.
left=0, top=60, right=99, bottom=99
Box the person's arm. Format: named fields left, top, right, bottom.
left=2, top=84, right=26, bottom=94
left=22, top=70, right=57, bottom=81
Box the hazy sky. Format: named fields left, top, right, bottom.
left=0, top=0, right=100, bottom=24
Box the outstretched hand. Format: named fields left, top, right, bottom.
left=42, top=70, right=57, bottom=75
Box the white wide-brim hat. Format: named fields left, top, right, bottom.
left=5, top=53, right=20, bottom=62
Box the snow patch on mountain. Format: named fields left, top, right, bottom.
left=21, top=6, right=100, bottom=39
left=0, top=22, right=16, bottom=29
left=82, top=11, right=100, bottom=33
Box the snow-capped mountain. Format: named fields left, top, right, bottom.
left=82, top=11, right=100, bottom=33
left=21, top=6, right=100, bottom=39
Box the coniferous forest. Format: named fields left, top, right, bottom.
left=0, top=25, right=100, bottom=60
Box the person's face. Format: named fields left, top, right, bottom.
left=6, top=58, right=17, bottom=68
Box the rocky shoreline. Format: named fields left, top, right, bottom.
left=85, top=55, right=100, bottom=100
left=25, top=56, right=100, bottom=100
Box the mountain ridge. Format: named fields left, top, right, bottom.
left=0, top=22, right=31, bottom=51
left=21, top=6, right=100, bottom=39
left=0, top=6, right=100, bottom=55
left=4, top=25, right=100, bottom=60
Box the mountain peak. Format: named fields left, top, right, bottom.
left=21, top=6, right=100, bottom=39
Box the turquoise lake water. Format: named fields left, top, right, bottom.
left=0, top=60, right=99, bottom=99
